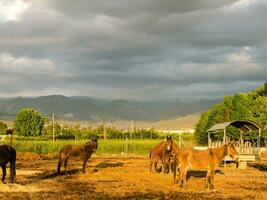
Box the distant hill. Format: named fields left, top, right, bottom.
left=109, top=114, right=200, bottom=130
left=0, top=95, right=220, bottom=122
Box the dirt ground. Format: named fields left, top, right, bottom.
left=0, top=153, right=266, bottom=200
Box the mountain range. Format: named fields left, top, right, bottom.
left=0, top=95, right=220, bottom=123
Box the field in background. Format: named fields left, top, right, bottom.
left=1, top=137, right=196, bottom=156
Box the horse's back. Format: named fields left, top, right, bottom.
left=59, top=144, right=86, bottom=159
left=178, top=148, right=219, bottom=169
left=150, top=141, right=166, bottom=157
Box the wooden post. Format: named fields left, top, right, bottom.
left=52, top=113, right=55, bottom=143
left=208, top=132, right=211, bottom=148
left=178, top=133, right=181, bottom=148
left=258, top=128, right=261, bottom=158
left=223, top=128, right=226, bottom=145
left=104, top=125, right=107, bottom=140
left=125, top=135, right=128, bottom=155
left=240, top=130, right=243, bottom=154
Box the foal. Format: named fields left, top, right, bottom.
left=173, top=141, right=238, bottom=190
left=149, top=139, right=173, bottom=173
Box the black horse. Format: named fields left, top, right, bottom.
left=0, top=145, right=16, bottom=183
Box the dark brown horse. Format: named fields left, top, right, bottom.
left=57, top=139, right=98, bottom=174
left=149, top=138, right=177, bottom=173
left=173, top=141, right=238, bottom=190
left=0, top=145, right=16, bottom=183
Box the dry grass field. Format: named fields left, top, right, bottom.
left=0, top=153, right=266, bottom=200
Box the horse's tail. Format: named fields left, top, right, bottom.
left=149, top=151, right=151, bottom=159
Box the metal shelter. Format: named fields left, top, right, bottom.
left=207, top=120, right=262, bottom=161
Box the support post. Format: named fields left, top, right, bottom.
left=208, top=132, right=210, bottom=148
left=52, top=113, right=55, bottom=143
left=223, top=128, right=226, bottom=145
left=258, top=128, right=261, bottom=158
left=125, top=135, right=128, bottom=156
left=179, top=133, right=181, bottom=148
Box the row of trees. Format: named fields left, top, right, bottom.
left=0, top=108, right=171, bottom=140
left=195, top=82, right=267, bottom=145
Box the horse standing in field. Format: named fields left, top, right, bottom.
left=173, top=141, right=239, bottom=191
left=57, top=139, right=98, bottom=174
left=149, top=137, right=178, bottom=173
left=0, top=145, right=16, bottom=183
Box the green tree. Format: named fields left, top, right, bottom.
left=0, top=121, right=7, bottom=135
left=14, top=108, right=45, bottom=137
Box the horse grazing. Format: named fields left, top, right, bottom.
left=57, top=139, right=98, bottom=174
left=173, top=141, right=238, bottom=190
left=0, top=145, right=16, bottom=183
left=149, top=138, right=176, bottom=173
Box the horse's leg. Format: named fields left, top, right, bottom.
left=209, top=170, right=215, bottom=190
left=150, top=159, right=153, bottom=172
left=182, top=166, right=189, bottom=190
left=64, top=158, right=69, bottom=174
left=162, top=159, right=167, bottom=173
left=2, top=164, right=7, bottom=184
left=57, top=159, right=62, bottom=175
left=154, top=159, right=159, bottom=172
left=10, top=161, right=16, bottom=183
left=82, top=158, right=88, bottom=174
left=178, top=165, right=185, bottom=190
left=205, top=170, right=211, bottom=189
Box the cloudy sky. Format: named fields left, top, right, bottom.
left=0, top=0, right=266, bottom=100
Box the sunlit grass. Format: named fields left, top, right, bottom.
left=2, top=137, right=196, bottom=155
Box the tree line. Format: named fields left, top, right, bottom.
left=1, top=108, right=191, bottom=140
left=195, top=82, right=267, bottom=145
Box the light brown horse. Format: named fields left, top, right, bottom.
left=57, top=139, right=98, bottom=174
left=173, top=141, right=238, bottom=190
left=149, top=138, right=176, bottom=173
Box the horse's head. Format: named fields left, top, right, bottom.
left=227, top=140, right=239, bottom=160
left=165, top=139, right=173, bottom=153
left=91, top=138, right=98, bottom=152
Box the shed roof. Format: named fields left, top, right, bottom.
left=207, top=120, right=261, bottom=133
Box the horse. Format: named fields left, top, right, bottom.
left=0, top=144, right=16, bottom=183
left=173, top=141, right=238, bottom=191
left=149, top=138, right=176, bottom=173
left=57, top=139, right=98, bottom=174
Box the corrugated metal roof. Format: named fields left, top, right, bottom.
left=207, top=122, right=232, bottom=132
left=207, top=120, right=261, bottom=133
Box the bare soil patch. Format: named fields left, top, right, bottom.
left=0, top=153, right=266, bottom=199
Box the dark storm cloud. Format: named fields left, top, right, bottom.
left=0, top=0, right=266, bottom=99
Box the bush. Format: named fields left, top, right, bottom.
left=0, top=121, right=7, bottom=135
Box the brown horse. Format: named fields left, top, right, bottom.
left=57, top=139, right=98, bottom=174
left=149, top=138, right=176, bottom=173
left=173, top=141, right=238, bottom=190
left=0, top=145, right=16, bottom=183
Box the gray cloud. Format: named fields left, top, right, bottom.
left=0, top=0, right=266, bottom=100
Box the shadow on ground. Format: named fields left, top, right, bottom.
left=186, top=169, right=224, bottom=179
